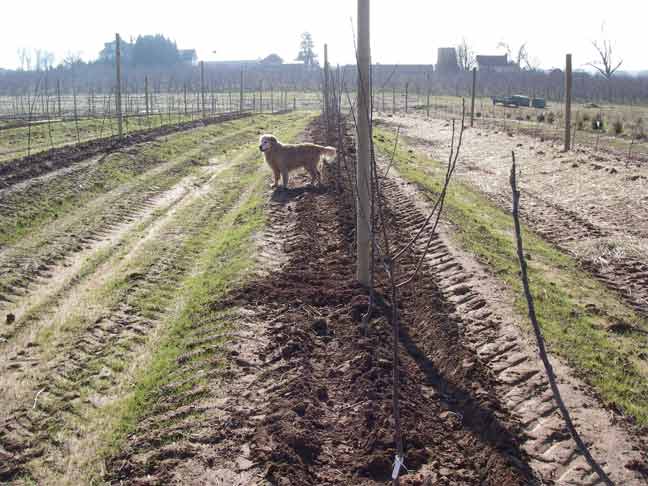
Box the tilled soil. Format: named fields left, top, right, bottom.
left=3, top=114, right=645, bottom=484
left=106, top=119, right=537, bottom=485
left=382, top=115, right=648, bottom=318
left=0, top=111, right=251, bottom=189
left=0, top=113, right=310, bottom=482
left=0, top=153, right=262, bottom=482
left=378, top=173, right=646, bottom=485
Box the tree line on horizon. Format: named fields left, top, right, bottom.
left=8, top=32, right=320, bottom=73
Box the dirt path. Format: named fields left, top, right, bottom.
left=381, top=115, right=648, bottom=318
left=3, top=114, right=645, bottom=484
left=107, top=120, right=542, bottom=485
left=0, top=112, right=312, bottom=483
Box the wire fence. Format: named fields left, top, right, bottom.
left=2, top=67, right=647, bottom=164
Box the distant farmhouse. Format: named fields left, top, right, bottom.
left=179, top=49, right=197, bottom=65
left=476, top=54, right=519, bottom=73
left=206, top=54, right=302, bottom=70
left=436, top=47, right=459, bottom=74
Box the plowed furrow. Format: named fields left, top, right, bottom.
left=0, top=160, right=258, bottom=480
left=104, top=191, right=296, bottom=486
left=378, top=173, right=645, bottom=485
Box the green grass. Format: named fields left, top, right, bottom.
left=88, top=112, right=312, bottom=478
left=112, top=177, right=266, bottom=444
left=110, top=116, right=316, bottom=421
left=12, top=111, right=314, bottom=485
left=0, top=113, right=299, bottom=246
left=374, top=126, right=648, bottom=425
left=0, top=112, right=218, bottom=163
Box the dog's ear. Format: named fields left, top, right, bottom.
left=269, top=135, right=278, bottom=145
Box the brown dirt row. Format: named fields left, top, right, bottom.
left=106, top=118, right=536, bottom=485
left=0, top=111, right=252, bottom=189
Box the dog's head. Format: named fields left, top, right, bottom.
left=259, top=134, right=278, bottom=153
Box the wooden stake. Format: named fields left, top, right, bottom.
left=356, top=0, right=371, bottom=286
left=200, top=61, right=206, bottom=118
left=145, top=76, right=150, bottom=119
left=392, top=86, right=396, bottom=114
left=426, top=73, right=430, bottom=118
left=564, top=54, right=572, bottom=151
left=239, top=70, right=244, bottom=112
left=57, top=79, right=62, bottom=118
left=470, top=67, right=477, bottom=127
left=405, top=82, right=409, bottom=113
left=115, top=33, right=123, bottom=138
left=324, top=43, right=331, bottom=139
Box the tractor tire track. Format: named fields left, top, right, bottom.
left=106, top=120, right=535, bottom=486
left=0, top=149, right=262, bottom=482
left=385, top=116, right=648, bottom=320
left=380, top=170, right=646, bottom=485
left=486, top=188, right=648, bottom=318
left=0, top=122, right=265, bottom=341
left=104, top=187, right=299, bottom=486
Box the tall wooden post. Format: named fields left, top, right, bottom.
left=260, top=80, right=263, bottom=113
left=200, top=61, right=206, bottom=118
left=404, top=82, right=409, bottom=113
left=564, top=54, right=573, bottom=151
left=56, top=79, right=62, bottom=117
left=426, top=73, right=431, bottom=118
left=323, top=43, right=330, bottom=138
left=115, top=33, right=123, bottom=138
left=239, top=70, right=244, bottom=112
left=144, top=76, right=150, bottom=118
left=470, top=67, right=477, bottom=127
left=356, top=0, right=371, bottom=286
left=183, top=83, right=188, bottom=115
left=392, top=86, right=396, bottom=114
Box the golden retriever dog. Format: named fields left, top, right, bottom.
left=259, top=134, right=336, bottom=189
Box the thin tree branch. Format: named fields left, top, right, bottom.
left=509, top=151, right=614, bottom=486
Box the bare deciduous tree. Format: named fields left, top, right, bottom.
left=17, top=48, right=29, bottom=71
left=62, top=51, right=84, bottom=69
left=497, top=41, right=531, bottom=69
left=456, top=38, right=475, bottom=71
left=587, top=27, right=623, bottom=80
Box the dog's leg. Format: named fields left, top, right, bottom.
left=306, top=166, right=319, bottom=186
left=281, top=168, right=289, bottom=189
left=271, top=167, right=280, bottom=188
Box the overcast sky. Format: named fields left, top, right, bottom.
left=1, top=0, right=645, bottom=71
